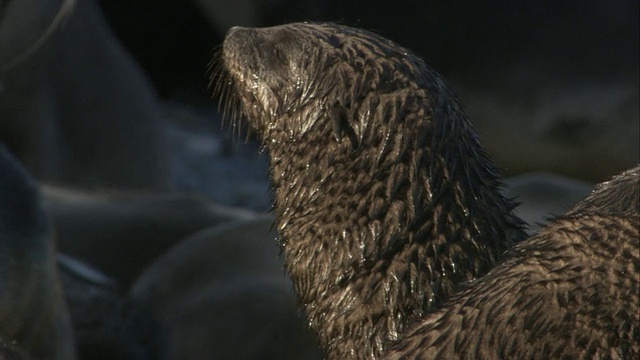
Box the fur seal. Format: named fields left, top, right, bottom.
left=0, top=144, right=76, bottom=359
left=0, top=0, right=170, bottom=189
left=57, top=254, right=159, bottom=359
left=131, top=217, right=322, bottom=359
left=215, top=22, right=527, bottom=358
left=43, top=185, right=257, bottom=288
left=385, top=165, right=639, bottom=359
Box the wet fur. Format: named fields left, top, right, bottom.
left=215, top=23, right=527, bottom=358
left=215, top=22, right=639, bottom=359
left=385, top=166, right=640, bottom=359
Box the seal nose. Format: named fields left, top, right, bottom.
left=225, top=26, right=252, bottom=41
left=226, top=26, right=243, bottom=37
left=223, top=26, right=260, bottom=60
left=224, top=26, right=261, bottom=51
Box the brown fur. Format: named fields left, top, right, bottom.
left=216, top=22, right=526, bottom=358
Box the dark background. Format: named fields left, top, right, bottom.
left=97, top=0, right=639, bottom=181
left=98, top=0, right=638, bottom=99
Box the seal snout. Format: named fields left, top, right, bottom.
left=223, top=26, right=258, bottom=50
left=225, top=26, right=251, bottom=41
left=222, top=26, right=262, bottom=77
left=222, top=26, right=269, bottom=69
left=223, top=26, right=253, bottom=52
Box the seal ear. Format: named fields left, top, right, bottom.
left=330, top=101, right=358, bottom=148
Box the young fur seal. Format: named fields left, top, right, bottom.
left=385, top=165, right=639, bottom=359
left=0, top=144, right=76, bottom=359
left=214, top=22, right=527, bottom=359
left=216, top=22, right=640, bottom=359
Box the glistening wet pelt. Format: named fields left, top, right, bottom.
left=212, top=22, right=638, bottom=359
left=385, top=165, right=639, bottom=359
left=212, top=22, right=526, bottom=359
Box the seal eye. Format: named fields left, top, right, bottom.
left=328, top=34, right=342, bottom=49
left=330, top=101, right=357, bottom=148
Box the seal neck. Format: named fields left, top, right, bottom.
left=268, top=80, right=526, bottom=359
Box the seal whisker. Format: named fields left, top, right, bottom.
left=209, top=50, right=251, bottom=143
